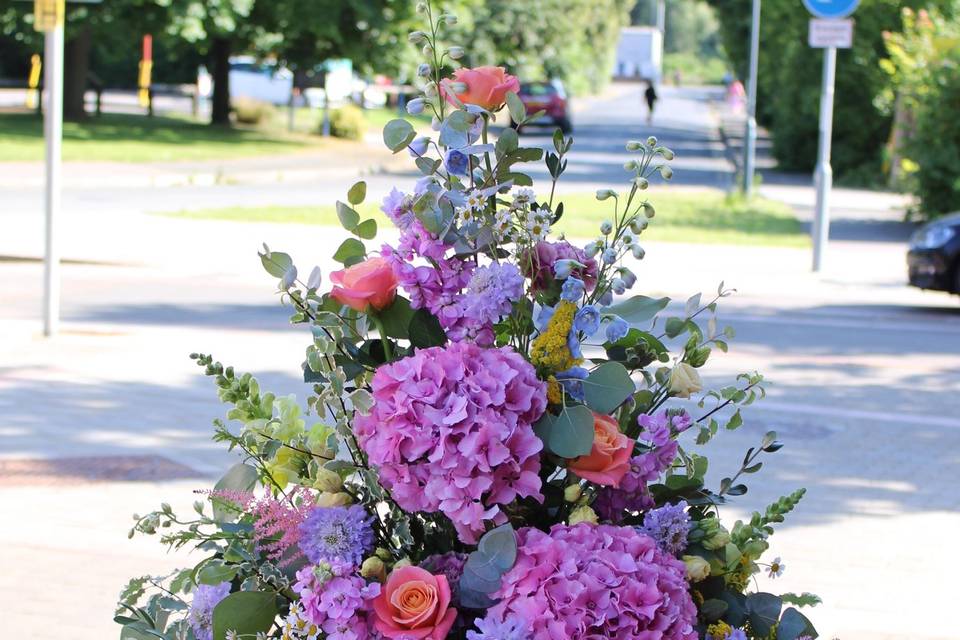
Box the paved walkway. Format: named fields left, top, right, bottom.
left=1, top=84, right=957, bottom=640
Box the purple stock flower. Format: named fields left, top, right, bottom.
left=639, top=501, right=690, bottom=555
left=188, top=582, right=232, bottom=640
left=380, top=188, right=414, bottom=229
left=298, top=505, right=373, bottom=568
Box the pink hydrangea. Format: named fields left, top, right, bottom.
left=479, top=523, right=697, bottom=639
left=355, top=343, right=547, bottom=543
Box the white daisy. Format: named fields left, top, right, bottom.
left=767, top=557, right=785, bottom=578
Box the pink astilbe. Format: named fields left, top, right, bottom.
left=240, top=488, right=316, bottom=567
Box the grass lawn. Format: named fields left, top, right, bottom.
left=160, top=189, right=807, bottom=247
left=0, top=112, right=326, bottom=163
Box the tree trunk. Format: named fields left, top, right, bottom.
left=210, top=37, right=231, bottom=125
left=63, top=24, right=92, bottom=121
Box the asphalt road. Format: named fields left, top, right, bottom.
left=2, top=85, right=958, bottom=639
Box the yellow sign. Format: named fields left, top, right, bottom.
left=138, top=60, right=153, bottom=107
left=26, top=54, right=42, bottom=108
left=33, top=0, right=65, bottom=32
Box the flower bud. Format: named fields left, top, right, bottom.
left=424, top=82, right=439, bottom=98
left=408, top=30, right=427, bottom=44
left=361, top=557, right=387, bottom=582
left=312, top=467, right=342, bottom=493
left=625, top=140, right=643, bottom=151
left=441, top=13, right=458, bottom=26
left=417, top=63, right=431, bottom=78
left=602, top=247, right=618, bottom=265
left=669, top=363, right=703, bottom=399
left=620, top=269, right=637, bottom=288
left=447, top=46, right=465, bottom=60
left=683, top=555, right=711, bottom=582
left=631, top=244, right=645, bottom=260
left=703, top=527, right=732, bottom=551
left=612, top=278, right=626, bottom=295
left=643, top=202, right=655, bottom=218
left=316, top=491, right=352, bottom=508
left=393, top=558, right=412, bottom=570
left=596, top=188, right=616, bottom=201
left=422, top=44, right=434, bottom=57
left=375, top=547, right=393, bottom=560
left=406, top=97, right=426, bottom=115
left=660, top=165, right=674, bottom=180
left=568, top=505, right=599, bottom=525
left=564, top=484, right=582, bottom=502
left=600, top=220, right=613, bottom=235
left=623, top=159, right=639, bottom=172
left=661, top=147, right=675, bottom=161
left=620, top=232, right=635, bottom=246
left=415, top=2, right=428, bottom=13
left=630, top=218, right=648, bottom=234
left=647, top=136, right=658, bottom=147
left=554, top=259, right=576, bottom=280
left=634, top=177, right=649, bottom=190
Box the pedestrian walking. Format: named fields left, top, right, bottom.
left=644, top=80, right=658, bottom=125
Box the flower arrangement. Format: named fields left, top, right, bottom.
left=115, top=4, right=822, bottom=640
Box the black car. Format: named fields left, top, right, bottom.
left=907, top=212, right=960, bottom=294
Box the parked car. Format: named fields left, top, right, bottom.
left=228, top=57, right=294, bottom=105
left=907, top=212, right=960, bottom=295
left=513, top=80, right=572, bottom=133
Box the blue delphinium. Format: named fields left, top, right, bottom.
left=605, top=315, right=630, bottom=343
left=444, top=148, right=470, bottom=176
left=560, top=276, right=586, bottom=302
left=298, top=505, right=374, bottom=567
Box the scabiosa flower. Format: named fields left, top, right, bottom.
left=459, top=262, right=524, bottom=345
left=467, top=613, right=530, bottom=639
left=298, top=505, right=374, bottom=568
left=639, top=501, right=690, bottom=555
left=188, top=582, right=232, bottom=640
left=477, top=524, right=697, bottom=639
left=355, top=343, right=547, bottom=543
left=293, top=564, right=380, bottom=640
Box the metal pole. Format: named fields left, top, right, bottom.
left=743, top=0, right=761, bottom=197
left=812, top=46, right=837, bottom=272
left=656, top=0, right=666, bottom=33
left=42, top=22, right=64, bottom=337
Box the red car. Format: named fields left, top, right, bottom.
left=514, top=80, right=572, bottom=133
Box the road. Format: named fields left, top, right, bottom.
left=1, top=85, right=958, bottom=640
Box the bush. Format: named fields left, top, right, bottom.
left=908, top=62, right=960, bottom=217
left=232, top=98, right=275, bottom=125
left=327, top=104, right=367, bottom=141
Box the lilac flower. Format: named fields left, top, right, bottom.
left=467, top=613, right=531, bottom=639
left=573, top=304, right=601, bottom=335
left=639, top=501, right=691, bottom=555
left=298, top=505, right=373, bottom=568
left=605, top=315, right=630, bottom=343
left=188, top=582, right=232, bottom=640
left=560, top=276, right=585, bottom=302
left=293, top=564, right=380, bottom=638
left=445, top=148, right=470, bottom=176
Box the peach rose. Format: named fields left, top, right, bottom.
left=443, top=66, right=520, bottom=111
left=371, top=566, right=457, bottom=640
left=329, top=256, right=398, bottom=312
left=568, top=412, right=633, bottom=487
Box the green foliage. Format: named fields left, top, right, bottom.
left=706, top=0, right=955, bottom=179
left=459, top=524, right=518, bottom=608
left=232, top=98, right=276, bottom=125
left=663, top=52, right=728, bottom=85
left=328, top=104, right=368, bottom=141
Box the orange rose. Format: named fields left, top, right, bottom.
left=371, top=566, right=457, bottom=640
left=329, top=257, right=398, bottom=312
left=568, top=412, right=633, bottom=487
left=443, top=66, right=520, bottom=111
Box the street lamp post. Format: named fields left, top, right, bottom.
left=743, top=0, right=761, bottom=197
left=42, top=19, right=64, bottom=337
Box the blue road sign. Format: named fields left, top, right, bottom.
left=802, top=0, right=860, bottom=19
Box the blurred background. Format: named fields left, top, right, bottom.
left=1, top=1, right=958, bottom=639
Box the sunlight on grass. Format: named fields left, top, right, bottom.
left=0, top=112, right=326, bottom=162
left=159, top=189, right=807, bottom=247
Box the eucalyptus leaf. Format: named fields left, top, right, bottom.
left=354, top=219, right=378, bottom=240
left=604, top=295, right=669, bottom=326
left=212, top=591, right=277, bottom=640
left=259, top=251, right=292, bottom=278
left=582, top=362, right=635, bottom=414
left=746, top=592, right=782, bottom=638
left=506, top=91, right=526, bottom=124
left=347, top=181, right=367, bottom=205
left=459, top=524, right=518, bottom=609
left=777, top=607, right=818, bottom=640
left=496, top=127, right=519, bottom=155
left=383, top=118, right=416, bottom=153
left=333, top=238, right=366, bottom=264
left=534, top=404, right=594, bottom=458
left=197, top=561, right=239, bottom=586
left=336, top=201, right=360, bottom=231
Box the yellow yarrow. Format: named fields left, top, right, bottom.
left=707, top=622, right=733, bottom=639
left=546, top=376, right=563, bottom=405
left=530, top=300, right=583, bottom=373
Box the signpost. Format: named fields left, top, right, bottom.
left=743, top=0, right=761, bottom=197
left=803, top=0, right=859, bottom=272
